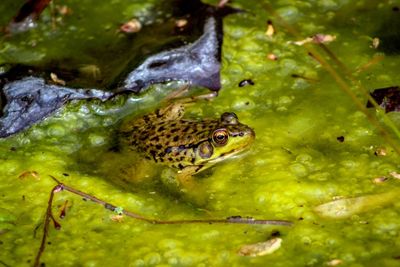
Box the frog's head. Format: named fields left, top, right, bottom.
left=194, top=112, right=255, bottom=166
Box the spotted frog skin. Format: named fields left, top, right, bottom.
left=119, top=102, right=255, bottom=190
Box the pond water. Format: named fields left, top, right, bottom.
left=1, top=0, right=400, bottom=266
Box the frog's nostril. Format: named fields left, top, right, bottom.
left=248, top=128, right=255, bottom=138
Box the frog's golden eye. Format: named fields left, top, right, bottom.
left=212, top=129, right=229, bottom=146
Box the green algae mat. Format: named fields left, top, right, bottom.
left=2, top=0, right=400, bottom=266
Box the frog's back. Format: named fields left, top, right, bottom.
left=120, top=117, right=220, bottom=167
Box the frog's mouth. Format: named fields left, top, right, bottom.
left=207, top=145, right=251, bottom=165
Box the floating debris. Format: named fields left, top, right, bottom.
left=175, top=18, right=188, bottom=28
left=238, top=237, right=282, bottom=257
left=312, top=33, right=336, bottom=44
left=372, top=176, right=388, bottom=184
left=371, top=37, right=380, bottom=49
left=314, top=190, right=399, bottom=219
left=111, top=214, right=124, bottom=222
left=367, top=86, right=400, bottom=113
left=265, top=20, right=275, bottom=37
left=267, top=53, right=278, bottom=61
left=291, top=34, right=336, bottom=46
left=390, top=171, right=400, bottom=179
left=238, top=79, right=255, bottom=87
left=50, top=73, right=66, bottom=86
left=18, top=170, right=40, bottom=180
left=336, top=136, right=345, bottom=142
left=120, top=18, right=142, bottom=33
left=374, top=147, right=387, bottom=156
left=327, top=259, right=343, bottom=266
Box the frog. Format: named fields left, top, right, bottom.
left=118, top=100, right=255, bottom=196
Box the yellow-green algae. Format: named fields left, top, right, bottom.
left=1, top=0, right=400, bottom=266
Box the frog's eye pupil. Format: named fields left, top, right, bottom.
left=212, top=129, right=228, bottom=146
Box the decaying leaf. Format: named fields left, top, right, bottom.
left=50, top=73, right=66, bottom=86
left=290, top=34, right=336, bottom=46
left=314, top=190, right=399, bottom=219
left=267, top=53, right=278, bottom=61
left=374, top=147, right=387, bottom=156
left=0, top=77, right=114, bottom=138
left=371, top=37, right=380, bottom=49
left=265, top=20, right=275, bottom=37
left=122, top=16, right=224, bottom=93
left=237, top=237, right=282, bottom=257
left=18, top=170, right=40, bottom=180
left=120, top=19, right=142, bottom=33
left=175, top=18, right=188, bottom=28
left=327, top=259, right=343, bottom=266
left=372, top=176, right=388, bottom=184
left=390, top=171, right=400, bottom=179
left=111, top=214, right=124, bottom=222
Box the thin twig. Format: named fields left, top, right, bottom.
left=48, top=175, right=292, bottom=226
left=34, top=176, right=292, bottom=266
left=34, top=183, right=62, bottom=267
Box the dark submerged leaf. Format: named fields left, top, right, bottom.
left=367, top=86, right=400, bottom=113
left=121, top=16, right=222, bottom=93
left=0, top=77, right=114, bottom=137
left=120, top=2, right=240, bottom=93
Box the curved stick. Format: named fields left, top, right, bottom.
left=34, top=176, right=292, bottom=267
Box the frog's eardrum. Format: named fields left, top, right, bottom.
left=0, top=1, right=239, bottom=138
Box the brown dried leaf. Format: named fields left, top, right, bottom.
left=390, top=171, right=400, bottom=179
left=50, top=73, right=66, bottom=86
left=238, top=237, right=282, bottom=257
left=18, top=170, right=40, bottom=180
left=120, top=19, right=142, bottom=33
